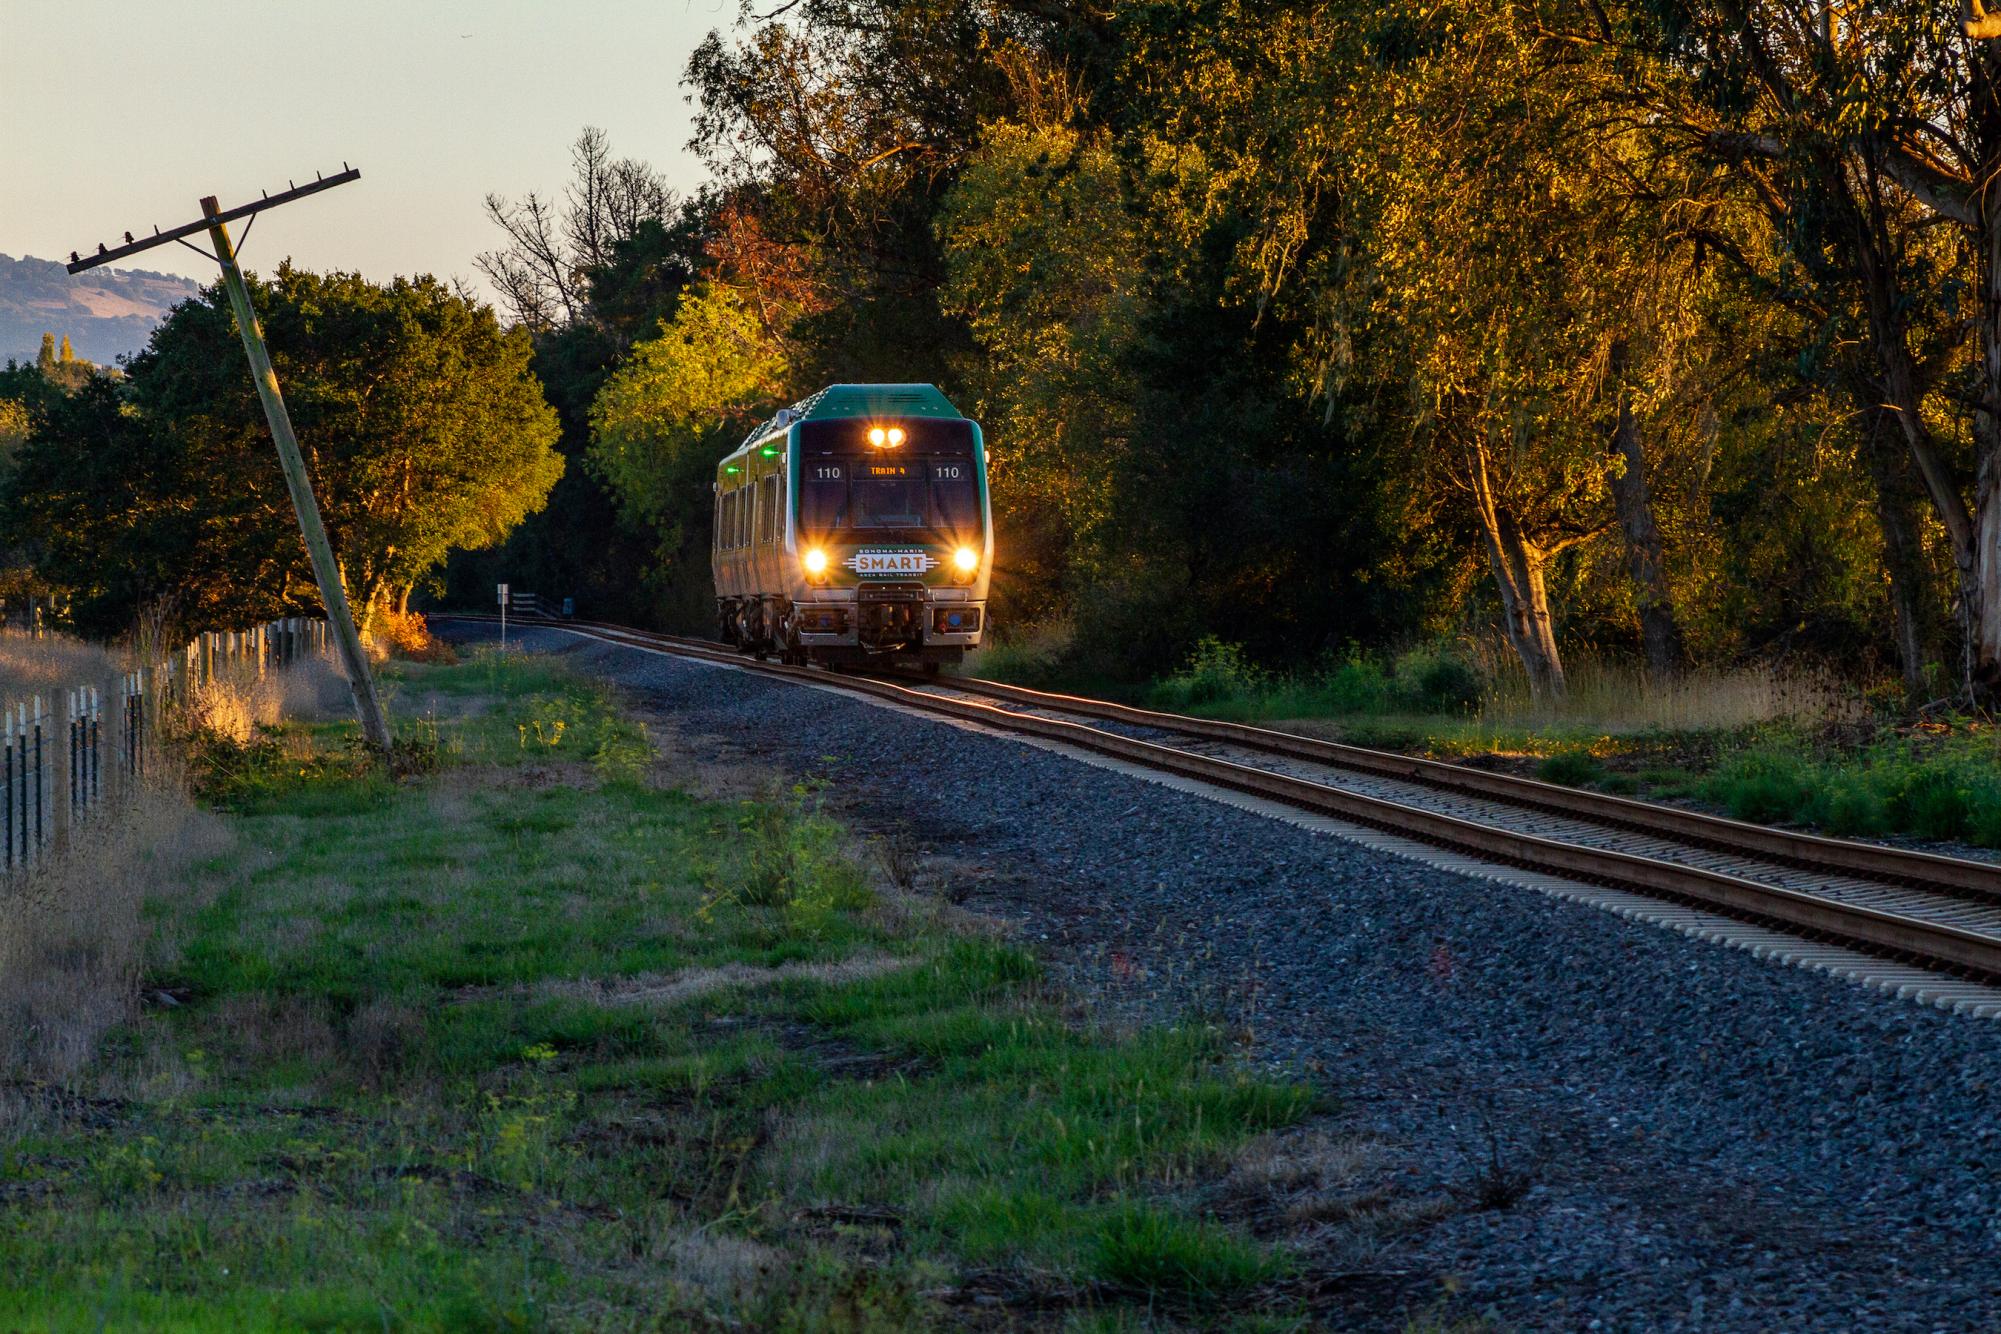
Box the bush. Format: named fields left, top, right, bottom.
left=1394, top=646, right=1483, bottom=713
left=1067, top=576, right=1200, bottom=684
left=707, top=785, right=874, bottom=921
left=1537, top=750, right=1604, bottom=787
left=1175, top=637, right=1265, bottom=706
left=1703, top=749, right=1819, bottom=824
left=1884, top=767, right=1972, bottom=841
left=1321, top=657, right=1393, bottom=712
left=372, top=608, right=456, bottom=664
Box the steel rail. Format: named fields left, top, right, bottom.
left=601, top=620, right=2001, bottom=904
left=891, top=672, right=2001, bottom=902
left=444, top=614, right=2001, bottom=979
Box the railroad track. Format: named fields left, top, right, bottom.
left=440, top=614, right=2001, bottom=996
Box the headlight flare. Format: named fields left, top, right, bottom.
left=803, top=547, right=830, bottom=577
left=952, top=546, right=979, bottom=572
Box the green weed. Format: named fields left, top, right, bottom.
left=1536, top=750, right=1604, bottom=787
left=1702, top=731, right=2001, bottom=845
left=1091, top=1202, right=1282, bottom=1301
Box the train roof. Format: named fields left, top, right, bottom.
left=732, top=383, right=965, bottom=455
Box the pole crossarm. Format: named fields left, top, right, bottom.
left=64, top=167, right=359, bottom=274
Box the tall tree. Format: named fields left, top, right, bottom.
left=449, top=131, right=708, bottom=625
left=5, top=267, right=562, bottom=635
left=1622, top=0, right=2001, bottom=697
left=477, top=127, right=678, bottom=335
left=588, top=285, right=789, bottom=626
left=1322, top=3, right=1721, bottom=696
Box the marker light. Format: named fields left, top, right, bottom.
left=868, top=427, right=887, bottom=446
left=803, top=548, right=830, bottom=577
left=887, top=427, right=906, bottom=446
left=953, top=546, right=978, bottom=572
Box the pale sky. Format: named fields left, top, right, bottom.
left=0, top=0, right=733, bottom=301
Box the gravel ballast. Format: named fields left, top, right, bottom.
left=447, top=625, right=2001, bottom=1330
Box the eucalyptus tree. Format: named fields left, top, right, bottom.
left=1320, top=2, right=1727, bottom=696
left=1625, top=0, right=2001, bottom=697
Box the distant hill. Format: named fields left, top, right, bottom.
left=0, top=253, right=202, bottom=369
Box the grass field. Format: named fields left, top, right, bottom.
left=0, top=650, right=1345, bottom=1329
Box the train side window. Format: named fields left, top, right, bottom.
left=761, top=475, right=779, bottom=544
left=735, top=487, right=748, bottom=548
left=726, top=490, right=740, bottom=550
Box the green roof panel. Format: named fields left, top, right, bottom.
left=730, top=384, right=966, bottom=461
left=795, top=383, right=963, bottom=422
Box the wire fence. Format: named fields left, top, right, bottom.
left=0, top=617, right=332, bottom=873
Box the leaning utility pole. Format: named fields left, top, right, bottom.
left=67, top=168, right=391, bottom=753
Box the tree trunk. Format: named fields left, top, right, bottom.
left=1974, top=49, right=2001, bottom=700
left=1849, top=153, right=1992, bottom=699
left=1854, top=395, right=1938, bottom=700
left=1467, top=442, right=1566, bottom=701
left=1606, top=392, right=1684, bottom=679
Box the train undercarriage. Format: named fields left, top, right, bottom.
left=717, top=589, right=977, bottom=672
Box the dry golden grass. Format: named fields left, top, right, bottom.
left=0, top=775, right=231, bottom=1083
left=0, top=630, right=127, bottom=703
left=172, top=656, right=351, bottom=741
left=1478, top=656, right=1865, bottom=732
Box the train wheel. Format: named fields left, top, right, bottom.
left=923, top=661, right=942, bottom=678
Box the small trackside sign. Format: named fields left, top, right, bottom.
left=845, top=549, right=939, bottom=577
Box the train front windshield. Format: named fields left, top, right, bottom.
left=797, top=419, right=981, bottom=542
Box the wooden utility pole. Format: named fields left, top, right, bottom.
left=67, top=168, right=392, bottom=752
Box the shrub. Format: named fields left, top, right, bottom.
left=1885, top=767, right=1971, bottom=841
left=1969, top=786, right=2001, bottom=848
left=372, top=608, right=456, bottom=664
left=1178, top=637, right=1265, bottom=705
left=1393, top=646, right=1483, bottom=713
left=708, top=786, right=873, bottom=920
left=1810, top=776, right=1885, bottom=837
left=1703, top=750, right=1819, bottom=824
left=1321, top=657, right=1393, bottom=712
left=1537, top=750, right=1604, bottom=787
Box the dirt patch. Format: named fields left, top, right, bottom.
left=451, top=955, right=918, bottom=1009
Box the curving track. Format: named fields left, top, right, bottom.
left=442, top=614, right=2001, bottom=993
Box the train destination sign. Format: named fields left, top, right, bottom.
left=844, top=548, right=940, bottom=576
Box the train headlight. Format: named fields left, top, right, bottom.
left=952, top=546, right=979, bottom=582
left=803, top=548, right=830, bottom=579
left=887, top=427, right=905, bottom=446
left=868, top=427, right=887, bottom=447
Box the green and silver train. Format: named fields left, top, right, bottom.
left=712, top=384, right=992, bottom=669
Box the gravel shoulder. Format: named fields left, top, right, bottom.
left=445, top=625, right=2001, bottom=1331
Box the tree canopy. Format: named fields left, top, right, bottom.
left=4, top=267, right=562, bottom=637
left=432, top=0, right=2001, bottom=703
